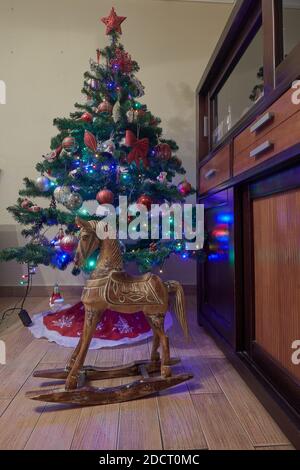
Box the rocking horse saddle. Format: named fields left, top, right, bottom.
left=110, top=271, right=152, bottom=283
left=81, top=270, right=165, bottom=306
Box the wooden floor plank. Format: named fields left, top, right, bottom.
left=209, top=358, right=290, bottom=446
left=0, top=295, right=293, bottom=450
left=171, top=318, right=225, bottom=359
left=24, top=401, right=81, bottom=450
left=192, top=394, right=254, bottom=450
left=122, top=339, right=150, bottom=364
left=157, top=382, right=208, bottom=450
left=42, top=342, right=97, bottom=365
left=0, top=363, right=62, bottom=450
left=182, top=357, right=222, bottom=395
left=71, top=378, right=121, bottom=450
left=2, top=326, right=34, bottom=363
left=118, top=393, right=162, bottom=450
left=255, top=445, right=295, bottom=450
left=118, top=339, right=162, bottom=450
left=24, top=353, right=97, bottom=450
left=95, top=345, right=124, bottom=367
left=0, top=339, right=50, bottom=399
left=41, top=343, right=74, bottom=364
left=0, top=399, right=11, bottom=417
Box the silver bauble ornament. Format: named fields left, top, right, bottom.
left=131, top=78, right=145, bottom=98
left=98, top=139, right=116, bottom=154
left=36, top=176, right=51, bottom=192
left=119, top=240, right=126, bottom=254
left=69, top=169, right=81, bottom=179
left=54, top=186, right=71, bottom=204
left=65, top=192, right=83, bottom=211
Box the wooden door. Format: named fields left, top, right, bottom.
left=253, top=190, right=300, bottom=381
left=244, top=165, right=300, bottom=413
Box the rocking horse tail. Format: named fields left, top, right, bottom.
left=165, top=281, right=189, bottom=338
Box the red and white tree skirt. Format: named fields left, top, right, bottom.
left=29, top=302, right=172, bottom=349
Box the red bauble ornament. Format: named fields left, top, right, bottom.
left=178, top=180, right=192, bottom=196
left=84, top=130, right=97, bottom=153
left=96, top=189, right=114, bottom=205
left=137, top=194, right=152, bottom=210
left=30, top=205, right=41, bottom=213
left=62, top=136, right=76, bottom=151
left=60, top=234, right=78, bottom=253
left=149, top=242, right=157, bottom=252
left=80, top=112, right=93, bottom=123
left=156, top=142, right=172, bottom=160
left=97, top=101, right=113, bottom=114
left=101, top=7, right=127, bottom=35
left=21, top=198, right=31, bottom=209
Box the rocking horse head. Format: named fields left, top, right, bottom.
left=73, top=218, right=100, bottom=269
left=73, top=217, right=123, bottom=273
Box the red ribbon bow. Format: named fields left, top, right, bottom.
left=125, top=130, right=149, bottom=168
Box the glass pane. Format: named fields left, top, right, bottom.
left=212, top=28, right=263, bottom=146
left=283, top=0, right=300, bottom=57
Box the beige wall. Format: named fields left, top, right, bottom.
left=0, top=0, right=233, bottom=286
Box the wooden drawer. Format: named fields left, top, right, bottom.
left=234, top=87, right=299, bottom=156
left=234, top=110, right=300, bottom=176
left=200, top=145, right=230, bottom=194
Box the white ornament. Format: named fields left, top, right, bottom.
left=112, top=101, right=121, bottom=123
left=157, top=171, right=168, bottom=184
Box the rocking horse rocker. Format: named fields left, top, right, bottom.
left=26, top=218, right=193, bottom=406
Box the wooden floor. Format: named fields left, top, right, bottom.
left=0, top=295, right=294, bottom=450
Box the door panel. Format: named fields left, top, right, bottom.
left=199, top=189, right=235, bottom=346
left=253, top=190, right=300, bottom=381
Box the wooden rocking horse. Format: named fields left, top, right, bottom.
left=26, top=218, right=192, bottom=406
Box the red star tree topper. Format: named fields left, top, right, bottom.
left=101, top=7, right=126, bottom=35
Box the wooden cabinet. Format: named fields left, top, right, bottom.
left=234, top=87, right=298, bottom=156
left=197, top=0, right=300, bottom=448
left=233, top=109, right=300, bottom=175
left=199, top=145, right=231, bottom=194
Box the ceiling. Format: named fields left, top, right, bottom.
left=160, top=0, right=235, bottom=3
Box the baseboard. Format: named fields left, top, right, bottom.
left=0, top=284, right=196, bottom=297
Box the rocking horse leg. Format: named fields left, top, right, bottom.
left=147, top=314, right=171, bottom=378
left=150, top=329, right=160, bottom=362
left=65, top=336, right=83, bottom=371
left=65, top=306, right=102, bottom=390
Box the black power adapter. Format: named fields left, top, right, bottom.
left=18, top=309, right=33, bottom=327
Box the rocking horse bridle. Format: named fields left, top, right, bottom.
left=74, top=229, right=100, bottom=269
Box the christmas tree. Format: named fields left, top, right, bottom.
left=0, top=7, right=198, bottom=276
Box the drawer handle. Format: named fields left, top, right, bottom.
left=250, top=141, right=273, bottom=158
left=204, top=169, right=217, bottom=180
left=250, top=112, right=274, bottom=133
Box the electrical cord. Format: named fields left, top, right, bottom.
left=0, top=263, right=34, bottom=327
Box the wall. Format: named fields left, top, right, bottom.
left=0, top=0, right=233, bottom=286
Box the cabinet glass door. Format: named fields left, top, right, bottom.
left=282, top=0, right=300, bottom=57
left=212, top=27, right=264, bottom=147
